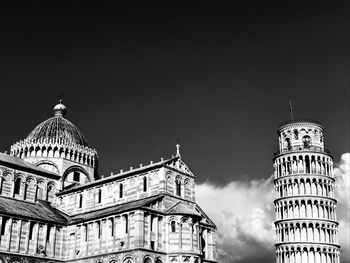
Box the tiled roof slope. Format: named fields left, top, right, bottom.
left=70, top=195, right=163, bottom=224
left=0, top=196, right=68, bottom=224
left=0, top=152, right=59, bottom=178
left=166, top=202, right=201, bottom=217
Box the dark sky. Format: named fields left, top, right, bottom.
left=0, top=1, right=349, bottom=184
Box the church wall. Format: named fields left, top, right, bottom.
left=58, top=168, right=166, bottom=215
left=58, top=166, right=196, bottom=217
left=0, top=196, right=216, bottom=263
left=0, top=165, right=59, bottom=204
left=0, top=216, right=65, bottom=260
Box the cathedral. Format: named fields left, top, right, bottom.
left=0, top=101, right=217, bottom=263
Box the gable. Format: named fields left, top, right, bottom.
left=164, top=157, right=194, bottom=176
left=196, top=204, right=216, bottom=228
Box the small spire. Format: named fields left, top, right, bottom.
left=176, top=143, right=181, bottom=157
left=289, top=99, right=294, bottom=121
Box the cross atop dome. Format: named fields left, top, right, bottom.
left=53, top=99, right=67, bottom=117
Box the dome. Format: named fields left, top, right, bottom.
left=26, top=101, right=88, bottom=147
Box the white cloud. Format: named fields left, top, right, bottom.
left=334, top=153, right=350, bottom=262
left=196, top=153, right=350, bottom=263
left=196, top=176, right=275, bottom=263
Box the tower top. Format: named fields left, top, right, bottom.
left=277, top=119, right=323, bottom=133
left=53, top=99, right=67, bottom=117
left=275, top=119, right=329, bottom=157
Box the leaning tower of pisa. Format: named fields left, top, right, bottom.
left=273, top=120, right=340, bottom=263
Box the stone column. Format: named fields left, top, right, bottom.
left=155, top=216, right=159, bottom=250
left=85, top=224, right=89, bottom=256
left=165, top=221, right=169, bottom=252
left=25, top=221, right=30, bottom=254
left=148, top=214, right=152, bottom=249
left=51, top=225, right=57, bottom=258
left=205, top=228, right=209, bottom=259
left=102, top=220, right=107, bottom=253
left=99, top=221, right=102, bottom=253
left=86, top=224, right=91, bottom=256
left=78, top=225, right=83, bottom=256
left=7, top=218, right=13, bottom=251
left=59, top=227, right=64, bottom=259
left=113, top=218, right=118, bottom=251
left=133, top=211, right=144, bottom=248
left=179, top=222, right=182, bottom=249
left=42, top=224, right=48, bottom=252
left=33, top=223, right=39, bottom=255
left=197, top=225, right=200, bottom=251
left=16, top=220, right=22, bottom=252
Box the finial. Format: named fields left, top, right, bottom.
left=53, top=98, right=67, bottom=117
left=176, top=143, right=181, bottom=157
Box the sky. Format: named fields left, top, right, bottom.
left=0, top=2, right=349, bottom=262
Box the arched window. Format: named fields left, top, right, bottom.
left=143, top=177, right=147, bottom=192
left=110, top=218, right=114, bottom=237
left=14, top=177, right=21, bottom=196
left=303, top=135, right=311, bottom=148
left=285, top=138, right=291, bottom=150
left=144, top=258, right=152, bottom=263
left=29, top=222, right=35, bottom=240
left=84, top=224, right=88, bottom=241
left=176, top=180, right=181, bottom=196
left=119, top=183, right=123, bottom=198
left=150, top=216, right=154, bottom=231
left=305, top=156, right=310, bottom=173
left=171, top=221, right=176, bottom=232
left=36, top=181, right=45, bottom=200
left=78, top=194, right=83, bottom=208
left=1, top=217, right=8, bottom=236
left=96, top=221, right=101, bottom=239
left=97, top=188, right=102, bottom=203
left=46, top=225, right=52, bottom=242
left=47, top=184, right=55, bottom=202
left=294, top=129, right=299, bottom=140
left=124, top=215, right=129, bottom=233
left=73, top=171, right=80, bottom=182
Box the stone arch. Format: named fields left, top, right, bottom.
left=108, top=258, right=118, bottom=263
left=175, top=175, right=182, bottom=196
left=3, top=170, right=14, bottom=181
left=35, top=160, right=59, bottom=174
left=36, top=179, right=46, bottom=200
left=180, top=216, right=189, bottom=224
left=47, top=181, right=56, bottom=202
left=13, top=174, right=24, bottom=197
left=122, top=255, right=135, bottom=263
left=62, top=165, right=91, bottom=189
left=143, top=256, right=152, bottom=263
left=23, top=176, right=36, bottom=201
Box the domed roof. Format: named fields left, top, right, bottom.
left=26, top=100, right=88, bottom=147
